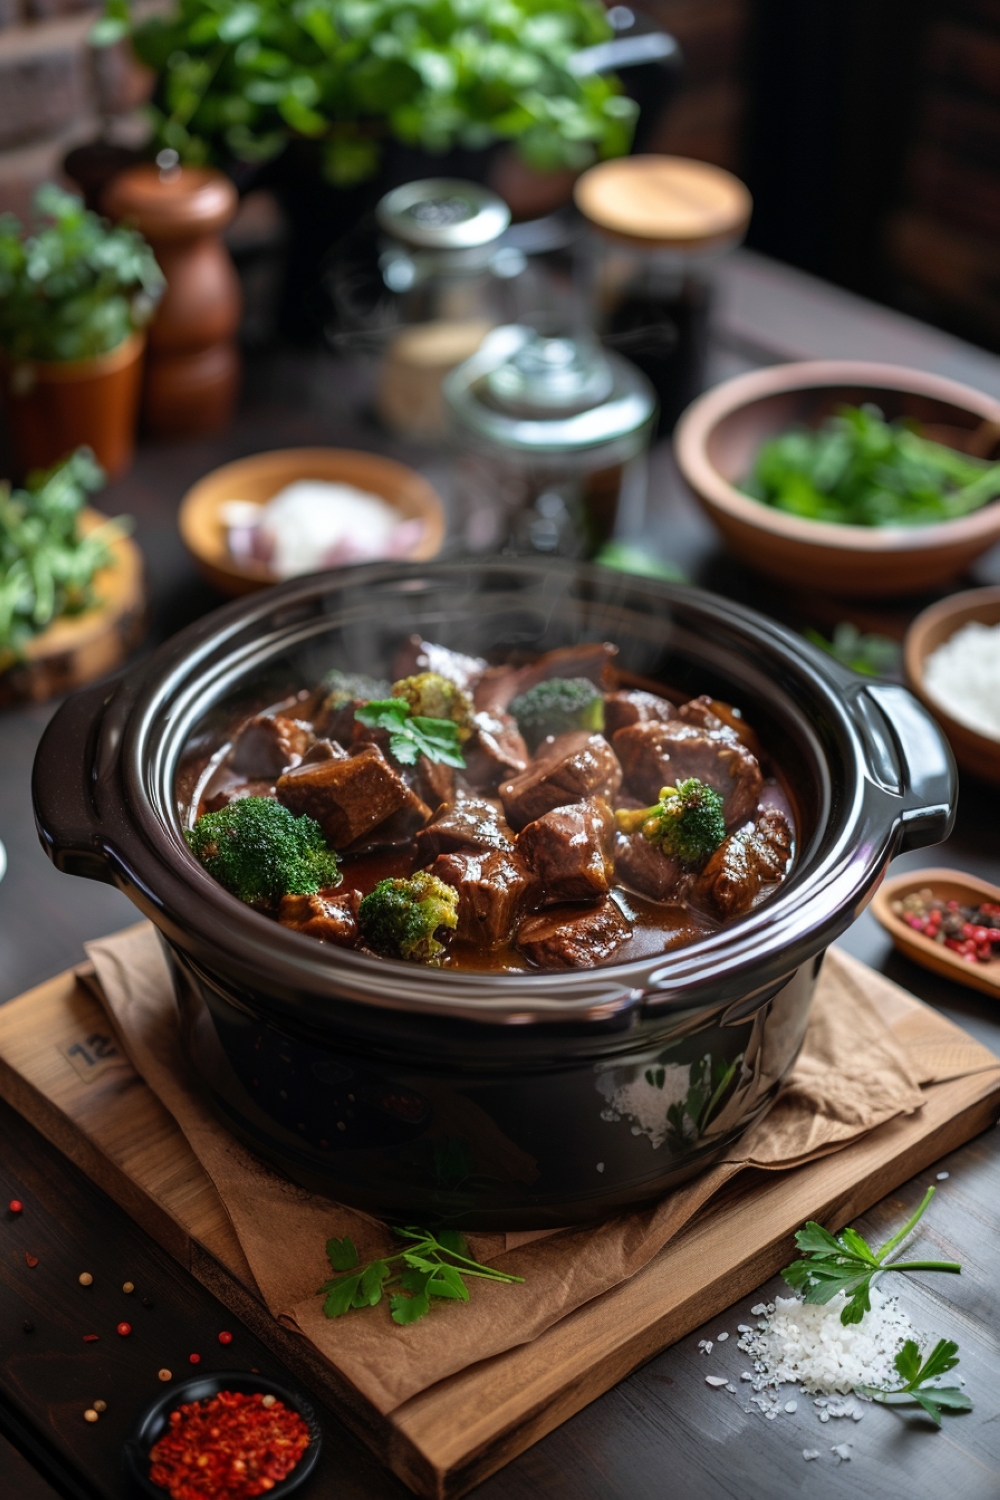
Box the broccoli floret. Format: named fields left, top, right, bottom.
left=185, top=796, right=341, bottom=909
left=509, top=677, right=605, bottom=748
left=318, top=669, right=391, bottom=711
left=390, top=672, right=474, bottom=740
left=358, top=872, right=459, bottom=963
left=615, top=778, right=726, bottom=867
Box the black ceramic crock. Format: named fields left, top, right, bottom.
left=33, top=560, right=956, bottom=1228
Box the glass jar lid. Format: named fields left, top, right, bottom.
left=376, top=179, right=511, bottom=250
left=444, top=326, right=657, bottom=457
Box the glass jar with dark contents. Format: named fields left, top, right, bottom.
left=444, top=324, right=656, bottom=558
left=573, top=156, right=752, bottom=433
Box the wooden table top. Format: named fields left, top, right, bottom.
left=1, top=248, right=999, bottom=1499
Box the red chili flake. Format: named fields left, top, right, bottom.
left=83, top=1334, right=100, bottom=1343
left=188, top=1353, right=201, bottom=1365
left=24, top=1252, right=38, bottom=1268
left=218, top=1331, right=233, bottom=1346
left=117, top=1322, right=132, bottom=1337
left=9, top=1200, right=23, bottom=1214
left=148, top=1389, right=310, bottom=1500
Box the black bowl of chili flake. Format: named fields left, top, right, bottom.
left=124, top=1373, right=322, bottom=1499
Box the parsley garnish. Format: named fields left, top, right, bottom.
left=319, top=1226, right=523, bottom=1325
left=859, top=1338, right=972, bottom=1425
left=355, top=699, right=466, bottom=768
left=782, top=1186, right=961, bottom=1325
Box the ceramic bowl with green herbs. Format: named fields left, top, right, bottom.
left=674, top=360, right=1000, bottom=598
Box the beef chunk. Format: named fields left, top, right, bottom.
left=416, top=797, right=515, bottom=862
left=517, top=897, right=631, bottom=968
left=278, top=889, right=360, bottom=945
left=202, top=777, right=275, bottom=814
left=679, top=694, right=762, bottom=757
left=349, top=720, right=454, bottom=811
left=603, top=689, right=675, bottom=737
left=277, top=744, right=417, bottom=847
left=463, top=709, right=530, bottom=790
left=392, top=636, right=487, bottom=692
left=614, top=830, right=694, bottom=904
left=429, top=848, right=533, bottom=948
left=518, top=800, right=615, bottom=905
left=500, top=732, right=622, bottom=829
left=230, top=713, right=314, bottom=779
left=474, top=642, right=618, bottom=714
left=300, top=738, right=348, bottom=765
left=612, top=720, right=762, bottom=828
left=693, top=808, right=793, bottom=920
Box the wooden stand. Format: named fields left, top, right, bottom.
left=0, top=511, right=144, bottom=706
left=0, top=962, right=996, bottom=1499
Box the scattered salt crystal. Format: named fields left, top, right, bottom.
left=725, top=1385, right=736, bottom=1394
left=751, top=1303, right=768, bottom=1315
left=716, top=1331, right=729, bottom=1342
left=936, top=1171, right=949, bottom=1181
left=595, top=1163, right=604, bottom=1173
left=740, top=1372, right=752, bottom=1381
left=831, top=1444, right=852, bottom=1462
left=784, top=1401, right=798, bottom=1413
left=819, top=1411, right=830, bottom=1423
left=737, top=1324, right=752, bottom=1333
left=803, top=1450, right=820, bottom=1461
left=705, top=1376, right=728, bottom=1388
left=852, top=1411, right=863, bottom=1422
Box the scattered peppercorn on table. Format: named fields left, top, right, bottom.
left=2, top=252, right=1000, bottom=1500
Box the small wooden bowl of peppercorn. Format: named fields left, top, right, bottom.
left=871, top=867, right=1000, bottom=999
left=123, top=1371, right=322, bottom=1498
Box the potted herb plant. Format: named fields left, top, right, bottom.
left=0, top=185, right=164, bottom=478
left=93, top=0, right=642, bottom=333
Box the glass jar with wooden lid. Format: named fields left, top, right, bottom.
left=573, top=155, right=752, bottom=432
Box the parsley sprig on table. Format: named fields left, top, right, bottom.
left=782, top=1186, right=961, bottom=1326
left=319, top=1227, right=523, bottom=1326
left=859, top=1338, right=972, bottom=1425
left=355, top=699, right=466, bottom=768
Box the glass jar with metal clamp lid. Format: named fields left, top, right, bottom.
left=573, top=155, right=752, bottom=433
left=324, top=178, right=531, bottom=439
left=444, top=325, right=657, bottom=557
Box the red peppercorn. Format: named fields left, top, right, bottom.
left=117, top=1322, right=131, bottom=1337
left=188, top=1353, right=201, bottom=1365
left=218, top=1330, right=233, bottom=1345
left=8, top=1200, right=22, bottom=1214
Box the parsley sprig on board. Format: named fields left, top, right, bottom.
left=319, top=1227, right=523, bottom=1326
left=355, top=699, right=466, bottom=768
left=782, top=1186, right=961, bottom=1326
left=859, top=1338, right=972, bottom=1425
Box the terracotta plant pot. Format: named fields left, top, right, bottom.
left=674, top=360, right=1000, bottom=598
left=103, top=165, right=241, bottom=438
left=1, top=331, right=145, bottom=480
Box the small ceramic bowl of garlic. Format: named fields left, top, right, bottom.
left=179, top=447, right=446, bottom=596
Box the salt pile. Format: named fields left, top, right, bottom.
left=737, top=1285, right=918, bottom=1395
left=923, top=620, right=1000, bottom=742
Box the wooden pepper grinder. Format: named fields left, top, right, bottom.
left=103, top=154, right=241, bottom=437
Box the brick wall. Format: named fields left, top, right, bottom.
left=0, top=0, right=151, bottom=219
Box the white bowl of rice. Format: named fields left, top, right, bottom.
left=905, top=586, right=1000, bottom=786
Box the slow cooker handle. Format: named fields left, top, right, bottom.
left=848, top=681, right=957, bottom=852
left=32, top=677, right=120, bottom=883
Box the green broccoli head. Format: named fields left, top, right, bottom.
left=509, top=677, right=605, bottom=748
left=358, top=872, right=459, bottom=963
left=317, top=669, right=391, bottom=711
left=615, top=778, right=726, bottom=867
left=390, top=672, right=474, bottom=741
left=185, top=796, right=341, bottom=909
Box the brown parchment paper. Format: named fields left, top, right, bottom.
left=84, top=922, right=998, bottom=1416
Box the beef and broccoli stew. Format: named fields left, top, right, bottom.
left=184, top=638, right=796, bottom=972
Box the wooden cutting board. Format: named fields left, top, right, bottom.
left=0, top=962, right=997, bottom=1499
